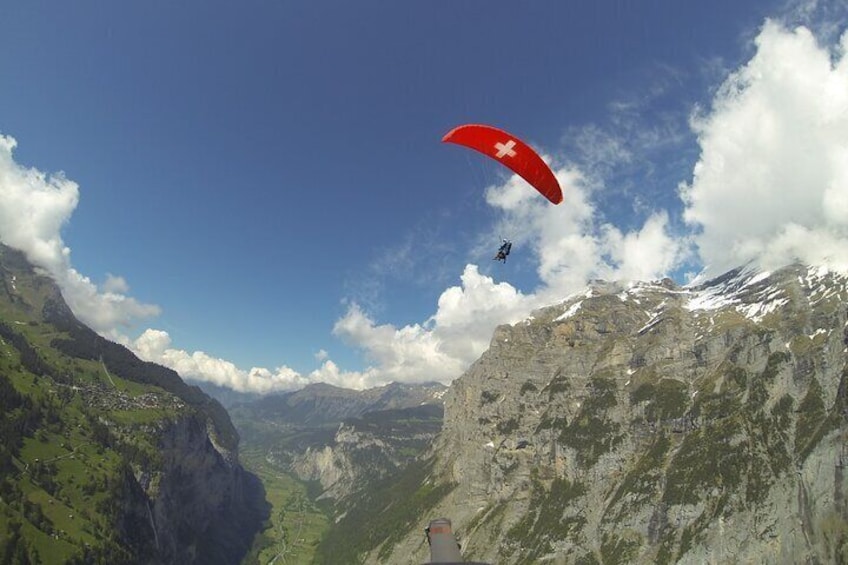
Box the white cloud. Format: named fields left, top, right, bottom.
left=0, top=134, right=160, bottom=333
left=133, top=329, right=312, bottom=393
left=332, top=302, right=467, bottom=386
left=600, top=211, right=685, bottom=281
left=428, top=264, right=532, bottom=362
left=331, top=162, right=684, bottom=388
left=681, top=20, right=848, bottom=275
left=486, top=167, right=683, bottom=301
left=103, top=273, right=130, bottom=294
left=0, top=135, right=78, bottom=273
left=132, top=328, right=387, bottom=392
left=567, top=124, right=633, bottom=180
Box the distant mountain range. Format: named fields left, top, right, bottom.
left=228, top=379, right=447, bottom=505
left=232, top=380, right=447, bottom=426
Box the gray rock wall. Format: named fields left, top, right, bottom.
left=127, top=414, right=264, bottom=565
left=372, top=265, right=848, bottom=564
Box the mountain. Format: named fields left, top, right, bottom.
left=222, top=380, right=447, bottom=563
left=289, top=403, right=445, bottom=503
left=230, top=381, right=447, bottom=502
left=326, top=264, right=847, bottom=564
left=0, top=244, right=267, bottom=564
left=234, top=381, right=447, bottom=427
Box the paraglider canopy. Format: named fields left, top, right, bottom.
left=442, top=124, right=563, bottom=205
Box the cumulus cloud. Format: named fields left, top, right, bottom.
left=487, top=166, right=683, bottom=300
left=332, top=302, right=467, bottom=385
left=332, top=265, right=539, bottom=386
left=132, top=328, right=387, bottom=393
left=0, top=135, right=78, bottom=273
left=0, top=134, right=160, bottom=333
left=331, top=161, right=684, bottom=388
left=681, top=20, right=848, bottom=275
left=133, top=329, right=313, bottom=393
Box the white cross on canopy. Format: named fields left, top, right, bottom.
left=494, top=139, right=517, bottom=159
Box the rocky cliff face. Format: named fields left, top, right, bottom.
left=372, top=264, right=848, bottom=564
left=106, top=413, right=266, bottom=565
left=289, top=404, right=444, bottom=502
left=137, top=416, right=265, bottom=564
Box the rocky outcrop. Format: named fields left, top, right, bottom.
left=106, top=413, right=265, bottom=565
left=289, top=429, right=358, bottom=500
left=135, top=415, right=265, bottom=565
left=290, top=404, right=444, bottom=503
left=230, top=380, right=447, bottom=507
left=371, top=265, right=848, bottom=564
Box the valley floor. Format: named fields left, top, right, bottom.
left=239, top=448, right=329, bottom=565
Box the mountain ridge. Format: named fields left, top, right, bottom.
left=348, top=262, right=848, bottom=564
left=0, top=243, right=267, bottom=563
left=234, top=379, right=447, bottom=427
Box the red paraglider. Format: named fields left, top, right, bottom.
left=442, top=124, right=563, bottom=205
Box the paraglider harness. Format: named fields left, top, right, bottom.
left=494, top=239, right=512, bottom=263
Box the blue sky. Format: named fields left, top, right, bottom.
left=2, top=0, right=847, bottom=392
